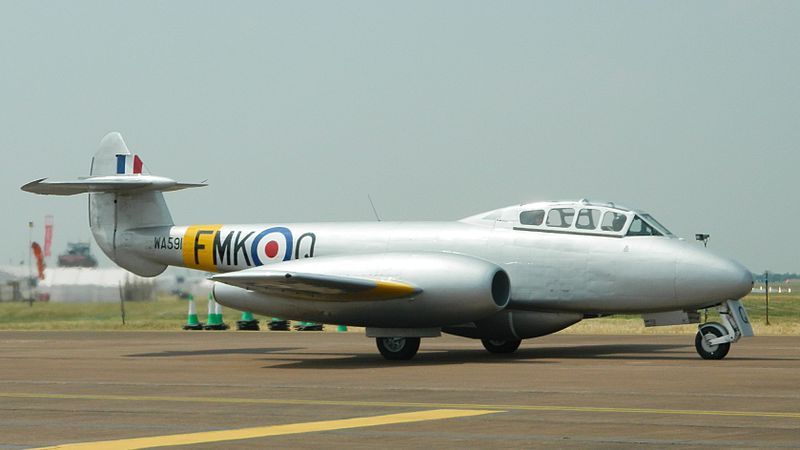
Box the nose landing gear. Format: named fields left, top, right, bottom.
left=695, top=299, right=754, bottom=360
left=695, top=324, right=730, bottom=359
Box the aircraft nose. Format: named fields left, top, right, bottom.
left=675, top=247, right=753, bottom=304
left=718, top=258, right=753, bottom=300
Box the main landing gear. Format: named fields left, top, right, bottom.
left=375, top=336, right=523, bottom=360
left=481, top=338, right=521, bottom=354
left=695, top=299, right=754, bottom=360
left=375, top=337, right=421, bottom=360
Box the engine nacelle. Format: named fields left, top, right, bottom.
left=212, top=252, right=510, bottom=328
left=443, top=310, right=583, bottom=340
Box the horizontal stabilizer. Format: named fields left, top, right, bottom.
left=211, top=268, right=421, bottom=302
left=21, top=176, right=206, bottom=196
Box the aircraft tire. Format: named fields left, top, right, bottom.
left=695, top=324, right=730, bottom=360
left=481, top=338, right=522, bottom=354
left=376, top=337, right=420, bottom=360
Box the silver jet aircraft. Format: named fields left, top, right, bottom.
left=22, top=133, right=754, bottom=360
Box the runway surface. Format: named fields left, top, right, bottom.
left=0, top=331, right=798, bottom=449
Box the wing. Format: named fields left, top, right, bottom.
left=211, top=268, right=421, bottom=302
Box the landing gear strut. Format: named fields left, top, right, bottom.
left=695, top=299, right=753, bottom=360
left=376, top=337, right=420, bottom=360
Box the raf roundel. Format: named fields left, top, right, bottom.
left=265, top=240, right=279, bottom=258
left=251, top=227, right=293, bottom=266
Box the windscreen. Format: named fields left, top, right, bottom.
left=641, top=213, right=674, bottom=237
left=626, top=214, right=674, bottom=237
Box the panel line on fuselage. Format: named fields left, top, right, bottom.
left=512, top=227, right=624, bottom=239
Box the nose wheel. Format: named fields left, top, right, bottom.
left=695, top=324, right=730, bottom=360
left=694, top=299, right=754, bottom=360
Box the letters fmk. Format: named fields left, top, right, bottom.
left=187, top=228, right=317, bottom=268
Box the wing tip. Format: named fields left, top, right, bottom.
left=20, top=178, right=48, bottom=194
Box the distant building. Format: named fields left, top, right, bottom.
left=0, top=269, right=23, bottom=301
left=38, top=267, right=154, bottom=303
left=57, top=242, right=98, bottom=268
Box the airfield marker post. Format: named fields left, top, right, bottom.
left=117, top=281, right=127, bottom=325
left=764, top=271, right=770, bottom=326
left=27, top=221, right=33, bottom=306
left=120, top=291, right=126, bottom=325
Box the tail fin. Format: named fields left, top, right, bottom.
left=22, top=132, right=205, bottom=276
left=91, top=132, right=143, bottom=176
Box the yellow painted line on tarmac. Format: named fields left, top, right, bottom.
left=2, top=391, right=799, bottom=420
left=33, top=409, right=496, bottom=450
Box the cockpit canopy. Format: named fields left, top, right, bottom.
left=462, top=199, right=674, bottom=238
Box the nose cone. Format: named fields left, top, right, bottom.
left=675, top=246, right=753, bottom=306
left=716, top=258, right=753, bottom=300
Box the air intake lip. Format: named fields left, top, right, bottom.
left=491, top=270, right=511, bottom=308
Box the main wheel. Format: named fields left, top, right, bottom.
left=376, top=337, right=420, bottom=360
left=481, top=338, right=522, bottom=354
left=695, top=324, right=730, bottom=360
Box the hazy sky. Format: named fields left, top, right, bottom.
left=1, top=1, right=798, bottom=273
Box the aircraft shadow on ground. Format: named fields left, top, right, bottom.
left=126, top=347, right=302, bottom=357
left=259, top=343, right=695, bottom=369
left=262, top=343, right=800, bottom=368
left=124, top=343, right=795, bottom=368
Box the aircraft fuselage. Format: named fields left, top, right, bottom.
left=128, top=221, right=752, bottom=315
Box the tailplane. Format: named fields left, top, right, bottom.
left=22, top=132, right=205, bottom=276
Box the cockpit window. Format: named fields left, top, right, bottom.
left=641, top=213, right=674, bottom=237
left=519, top=210, right=545, bottom=226
left=601, top=211, right=627, bottom=232
left=546, top=208, right=575, bottom=228
left=576, top=208, right=600, bottom=230
left=626, top=215, right=662, bottom=236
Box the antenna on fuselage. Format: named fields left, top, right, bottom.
left=367, top=194, right=381, bottom=222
